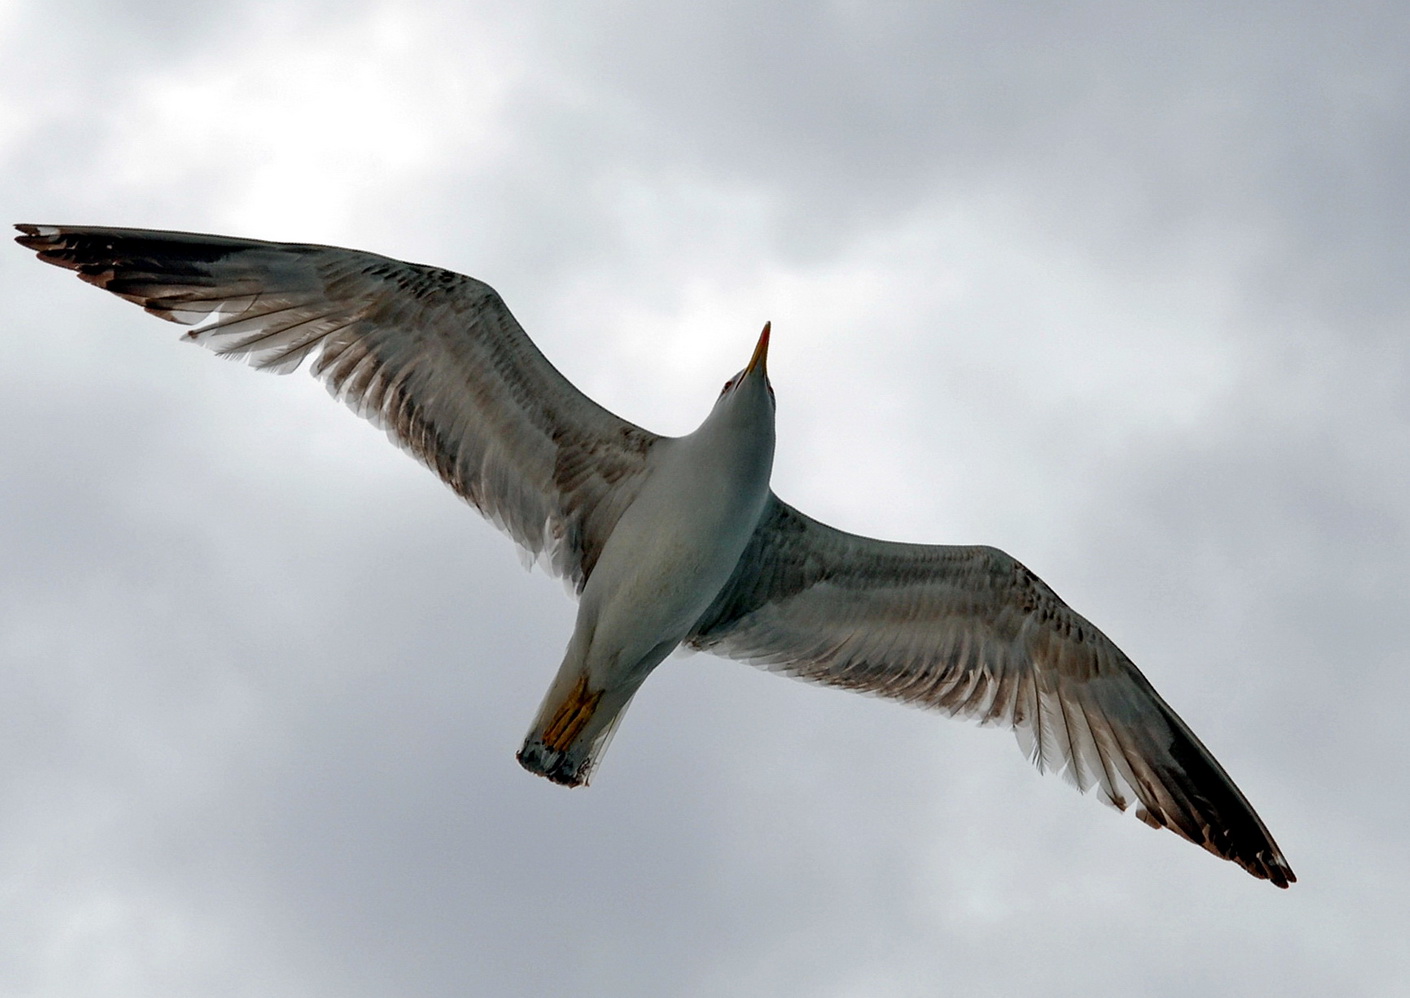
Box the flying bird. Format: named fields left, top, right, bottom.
left=15, top=223, right=1294, bottom=888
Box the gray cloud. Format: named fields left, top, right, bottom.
left=2, top=1, right=1405, bottom=995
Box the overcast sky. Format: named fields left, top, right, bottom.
left=2, top=2, right=1407, bottom=995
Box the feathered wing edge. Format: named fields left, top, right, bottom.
left=15, top=223, right=660, bottom=589
left=689, top=496, right=1295, bottom=887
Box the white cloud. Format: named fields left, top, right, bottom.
left=92, top=3, right=519, bottom=237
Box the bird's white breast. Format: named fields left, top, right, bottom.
left=576, top=400, right=775, bottom=682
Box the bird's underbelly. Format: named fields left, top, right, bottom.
left=604, top=538, right=723, bottom=626
left=576, top=477, right=766, bottom=683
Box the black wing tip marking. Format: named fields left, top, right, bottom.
left=16, top=223, right=323, bottom=291
left=16, top=223, right=244, bottom=315
left=1209, top=836, right=1296, bottom=888
left=1247, top=851, right=1297, bottom=888
left=1161, top=741, right=1298, bottom=888
left=17, top=222, right=231, bottom=255
left=16, top=223, right=82, bottom=267
left=14, top=225, right=365, bottom=347
left=1133, top=802, right=1295, bottom=888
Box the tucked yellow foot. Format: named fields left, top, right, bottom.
left=517, top=675, right=604, bottom=787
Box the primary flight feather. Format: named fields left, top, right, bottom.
left=15, top=223, right=1295, bottom=888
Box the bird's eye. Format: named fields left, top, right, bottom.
left=719, top=377, right=736, bottom=396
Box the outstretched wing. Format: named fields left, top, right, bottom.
left=689, top=496, right=1295, bottom=887
left=16, top=224, right=660, bottom=590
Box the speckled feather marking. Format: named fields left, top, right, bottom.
left=688, top=496, right=1294, bottom=887
left=15, top=224, right=659, bottom=592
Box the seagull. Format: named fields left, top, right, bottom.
left=16, top=223, right=1294, bottom=888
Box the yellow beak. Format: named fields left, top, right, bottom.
left=745, top=321, right=771, bottom=376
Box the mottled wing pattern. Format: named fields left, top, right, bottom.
left=16, top=224, right=659, bottom=589
left=689, top=496, right=1294, bottom=887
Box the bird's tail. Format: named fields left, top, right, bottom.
left=516, top=672, right=637, bottom=787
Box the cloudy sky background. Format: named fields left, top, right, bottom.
left=2, top=2, right=1406, bottom=995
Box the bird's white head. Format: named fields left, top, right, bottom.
left=715, top=321, right=776, bottom=411
left=694, top=320, right=777, bottom=465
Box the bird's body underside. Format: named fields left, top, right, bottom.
left=15, top=222, right=1295, bottom=888
left=518, top=370, right=776, bottom=785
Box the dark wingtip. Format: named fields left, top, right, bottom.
left=1234, top=846, right=1294, bottom=888
left=1246, top=834, right=1296, bottom=888
left=14, top=222, right=51, bottom=251
left=14, top=224, right=80, bottom=266
left=1266, top=858, right=1296, bottom=889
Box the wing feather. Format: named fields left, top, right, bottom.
left=689, top=495, right=1295, bottom=887
left=16, top=224, right=660, bottom=589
